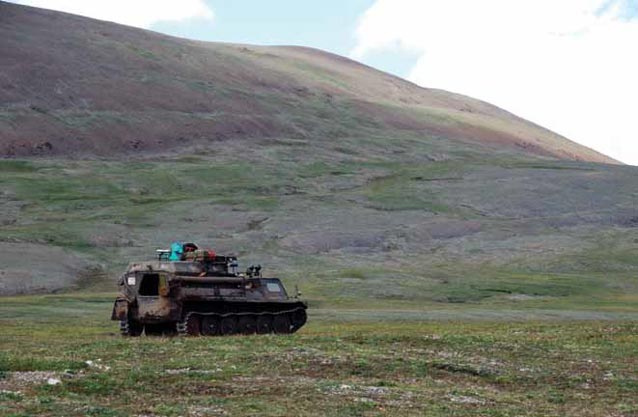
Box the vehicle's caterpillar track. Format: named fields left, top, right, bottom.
left=112, top=245, right=308, bottom=337
left=120, top=317, right=143, bottom=337
left=176, top=307, right=307, bottom=337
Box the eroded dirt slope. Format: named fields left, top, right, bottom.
left=0, top=1, right=615, bottom=163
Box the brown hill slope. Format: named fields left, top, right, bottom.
left=0, top=1, right=615, bottom=162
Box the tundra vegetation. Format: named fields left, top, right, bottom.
left=1, top=295, right=638, bottom=416
left=1, top=151, right=637, bottom=416
left=1, top=136, right=638, bottom=417
left=1, top=2, right=638, bottom=416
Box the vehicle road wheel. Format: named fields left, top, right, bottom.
left=144, top=323, right=164, bottom=336
left=185, top=314, right=202, bottom=336
left=120, top=318, right=143, bottom=337
left=163, top=324, right=178, bottom=337
left=238, top=315, right=257, bottom=335
left=256, top=315, right=272, bottom=334
left=273, top=315, right=291, bottom=334
left=220, top=316, right=238, bottom=336
left=201, top=316, right=220, bottom=336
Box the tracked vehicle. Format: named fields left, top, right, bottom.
left=111, top=243, right=307, bottom=336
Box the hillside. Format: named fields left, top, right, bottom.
left=0, top=1, right=615, bottom=163
left=2, top=4, right=638, bottom=416
left=0, top=2, right=637, bottom=307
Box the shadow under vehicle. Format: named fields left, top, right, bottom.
left=111, top=244, right=307, bottom=336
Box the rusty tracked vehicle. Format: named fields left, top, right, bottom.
left=111, top=244, right=307, bottom=336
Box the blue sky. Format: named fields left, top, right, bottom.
left=11, top=0, right=638, bottom=164
left=154, top=0, right=370, bottom=53
left=598, top=0, right=638, bottom=18
left=150, top=0, right=418, bottom=77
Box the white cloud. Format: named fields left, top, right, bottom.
left=13, top=0, right=214, bottom=28
left=353, top=0, right=638, bottom=165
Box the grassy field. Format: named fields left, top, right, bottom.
left=1, top=148, right=637, bottom=416
left=1, top=294, right=638, bottom=417
left=1, top=151, right=637, bottom=297
left=3, top=155, right=636, bottom=416
left=1, top=153, right=637, bottom=415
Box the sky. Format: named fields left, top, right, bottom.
left=10, top=0, right=638, bottom=165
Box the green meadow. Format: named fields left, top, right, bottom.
left=1, top=294, right=638, bottom=416
left=1, top=147, right=637, bottom=416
